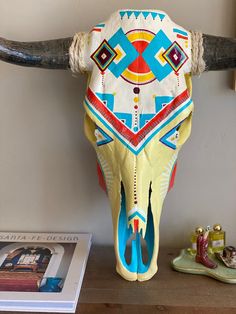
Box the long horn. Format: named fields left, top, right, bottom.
left=203, top=34, right=236, bottom=71
left=0, top=33, right=235, bottom=73
left=0, top=37, right=72, bottom=69
left=191, top=32, right=236, bottom=75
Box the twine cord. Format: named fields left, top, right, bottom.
left=191, top=31, right=206, bottom=76
left=69, top=32, right=87, bottom=74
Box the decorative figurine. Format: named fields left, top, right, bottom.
left=215, top=246, right=236, bottom=269
left=189, top=226, right=204, bottom=255
left=195, top=227, right=217, bottom=269
left=172, top=225, right=236, bottom=283
left=0, top=9, right=235, bottom=281
left=209, top=224, right=225, bottom=253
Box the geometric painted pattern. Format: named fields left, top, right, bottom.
left=91, top=40, right=117, bottom=72
left=139, top=114, right=155, bottom=129
left=91, top=28, right=189, bottom=84
left=142, top=30, right=173, bottom=82
left=108, top=28, right=139, bottom=78
left=160, top=124, right=180, bottom=150
left=163, top=41, right=188, bottom=72
left=95, top=126, right=113, bottom=146
left=120, top=29, right=157, bottom=85
left=88, top=12, right=192, bottom=155
left=119, top=10, right=166, bottom=21
left=173, top=28, right=189, bottom=41
left=128, top=208, right=146, bottom=222
left=96, top=93, right=115, bottom=111
left=96, top=150, right=113, bottom=194
left=85, top=87, right=192, bottom=155
left=96, top=93, right=132, bottom=129
left=155, top=96, right=174, bottom=113
left=96, top=92, right=177, bottom=134
left=173, top=28, right=188, bottom=37
left=92, top=23, right=105, bottom=33
left=160, top=152, right=178, bottom=200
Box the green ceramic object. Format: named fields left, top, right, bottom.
left=172, top=249, right=236, bottom=284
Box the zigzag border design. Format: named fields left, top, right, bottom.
left=119, top=10, right=166, bottom=21
left=85, top=89, right=193, bottom=155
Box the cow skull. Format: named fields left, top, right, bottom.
left=0, top=9, right=235, bottom=281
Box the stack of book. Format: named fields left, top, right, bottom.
left=0, top=232, right=92, bottom=312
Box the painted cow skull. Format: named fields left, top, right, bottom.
left=80, top=10, right=194, bottom=281
left=0, top=9, right=235, bottom=281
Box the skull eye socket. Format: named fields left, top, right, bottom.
left=94, top=126, right=113, bottom=147
left=176, top=125, right=181, bottom=131
left=84, top=114, right=97, bottom=144
left=160, top=112, right=192, bottom=150
left=176, top=112, right=193, bottom=147
left=84, top=115, right=114, bottom=147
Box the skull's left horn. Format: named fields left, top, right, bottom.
left=0, top=37, right=72, bottom=69
left=0, top=33, right=235, bottom=72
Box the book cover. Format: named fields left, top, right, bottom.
left=0, top=232, right=92, bottom=312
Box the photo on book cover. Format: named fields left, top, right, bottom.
left=0, top=241, right=75, bottom=293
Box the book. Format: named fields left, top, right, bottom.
left=0, top=232, right=92, bottom=312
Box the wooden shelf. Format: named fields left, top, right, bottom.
left=1, top=246, right=236, bottom=313
left=78, top=246, right=236, bottom=313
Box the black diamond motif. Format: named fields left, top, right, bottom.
left=91, top=40, right=117, bottom=72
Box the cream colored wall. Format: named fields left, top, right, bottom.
left=0, top=0, right=235, bottom=247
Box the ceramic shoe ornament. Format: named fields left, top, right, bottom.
left=0, top=10, right=236, bottom=282
left=195, top=227, right=217, bottom=269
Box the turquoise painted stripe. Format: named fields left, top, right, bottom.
left=173, top=28, right=188, bottom=36
left=128, top=212, right=146, bottom=222
left=96, top=23, right=105, bottom=28
left=84, top=98, right=193, bottom=156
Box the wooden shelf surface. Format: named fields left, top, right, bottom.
left=1, top=245, right=236, bottom=313
left=78, top=245, right=236, bottom=313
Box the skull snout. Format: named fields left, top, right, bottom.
left=114, top=181, right=156, bottom=281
